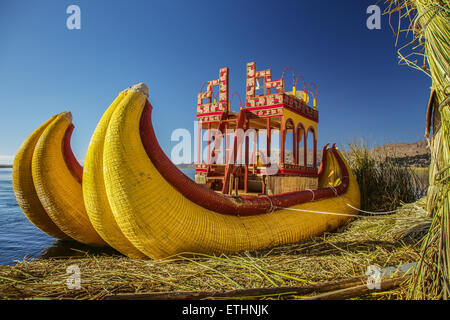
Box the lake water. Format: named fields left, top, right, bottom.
left=0, top=167, right=195, bottom=265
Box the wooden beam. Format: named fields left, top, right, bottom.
left=207, top=123, right=211, bottom=164
left=103, top=275, right=372, bottom=300
left=266, top=117, right=271, bottom=158
left=304, top=277, right=406, bottom=300
left=280, top=116, right=284, bottom=166
left=103, top=275, right=408, bottom=300
left=197, top=121, right=201, bottom=164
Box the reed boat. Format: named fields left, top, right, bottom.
left=13, top=62, right=361, bottom=259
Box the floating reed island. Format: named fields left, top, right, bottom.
left=0, top=197, right=430, bottom=300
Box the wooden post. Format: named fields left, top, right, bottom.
left=262, top=176, right=266, bottom=194
left=254, top=128, right=258, bottom=167
left=224, top=123, right=228, bottom=164
left=245, top=119, right=249, bottom=193
left=280, top=116, right=285, bottom=167
left=304, top=131, right=307, bottom=168
left=314, top=137, right=317, bottom=169
left=252, top=129, right=257, bottom=173
left=293, top=126, right=297, bottom=165
left=207, top=123, right=211, bottom=164
left=266, top=117, right=271, bottom=158
left=197, top=121, right=202, bottom=164
left=234, top=122, right=239, bottom=165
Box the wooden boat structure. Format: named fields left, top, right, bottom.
left=195, top=62, right=323, bottom=197
left=13, top=62, right=361, bottom=259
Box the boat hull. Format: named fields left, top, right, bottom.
left=101, top=89, right=361, bottom=259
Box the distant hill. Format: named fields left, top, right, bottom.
left=284, top=140, right=430, bottom=168
left=369, top=140, right=430, bottom=168
left=370, top=140, right=429, bottom=158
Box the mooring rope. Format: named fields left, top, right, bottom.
left=305, top=189, right=315, bottom=201
left=263, top=186, right=430, bottom=222
left=264, top=195, right=275, bottom=214
left=328, top=185, right=402, bottom=215
left=271, top=205, right=429, bottom=221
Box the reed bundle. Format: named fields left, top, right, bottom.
left=384, top=0, right=450, bottom=299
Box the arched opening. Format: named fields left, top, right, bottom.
left=283, top=118, right=295, bottom=165
left=270, top=129, right=280, bottom=166
left=296, top=123, right=306, bottom=166
left=306, top=127, right=317, bottom=168
left=257, top=129, right=268, bottom=166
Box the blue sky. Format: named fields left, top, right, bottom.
left=0, top=0, right=431, bottom=164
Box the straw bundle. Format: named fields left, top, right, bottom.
left=384, top=0, right=449, bottom=299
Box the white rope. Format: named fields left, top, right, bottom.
left=264, top=195, right=275, bottom=214
left=264, top=185, right=430, bottom=222
left=305, top=189, right=315, bottom=201
left=272, top=206, right=429, bottom=221
left=328, top=185, right=401, bottom=215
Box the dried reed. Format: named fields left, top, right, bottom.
left=384, top=0, right=450, bottom=299
left=0, top=199, right=428, bottom=300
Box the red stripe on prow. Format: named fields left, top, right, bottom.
left=62, top=124, right=83, bottom=183
left=317, top=143, right=329, bottom=180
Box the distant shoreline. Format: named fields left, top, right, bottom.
left=0, top=165, right=12, bottom=168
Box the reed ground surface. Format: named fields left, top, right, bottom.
left=0, top=197, right=429, bottom=300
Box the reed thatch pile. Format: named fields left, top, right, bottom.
left=384, top=0, right=450, bottom=299
left=0, top=198, right=429, bottom=300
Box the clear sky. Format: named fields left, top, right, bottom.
left=0, top=0, right=431, bottom=165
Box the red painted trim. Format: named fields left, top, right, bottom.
left=197, top=111, right=224, bottom=117
left=197, top=121, right=201, bottom=164
left=250, top=169, right=318, bottom=177
left=283, top=104, right=319, bottom=122
left=278, top=169, right=318, bottom=176
left=140, top=100, right=350, bottom=217
left=62, top=124, right=83, bottom=183
left=246, top=104, right=285, bottom=111
left=280, top=115, right=285, bottom=167
left=207, top=123, right=211, bottom=164
left=318, top=144, right=329, bottom=180
left=246, top=103, right=319, bottom=123
left=266, top=117, right=271, bottom=158
left=247, top=114, right=281, bottom=120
